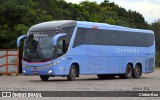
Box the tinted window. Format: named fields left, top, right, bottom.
left=73, top=27, right=154, bottom=47
left=60, top=26, right=75, bottom=51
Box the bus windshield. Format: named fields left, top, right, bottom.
left=23, top=30, right=58, bottom=62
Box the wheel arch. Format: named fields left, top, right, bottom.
left=127, top=62, right=134, bottom=69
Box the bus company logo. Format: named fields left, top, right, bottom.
left=34, top=34, right=48, bottom=38
left=115, top=48, right=140, bottom=53
left=2, top=92, right=11, bottom=97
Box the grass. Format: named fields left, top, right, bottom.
left=155, top=67, right=160, bottom=70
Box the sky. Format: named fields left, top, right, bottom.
left=65, top=0, right=160, bottom=24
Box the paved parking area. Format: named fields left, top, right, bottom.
left=0, top=68, right=160, bottom=100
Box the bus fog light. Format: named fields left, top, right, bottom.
left=23, top=70, right=26, bottom=73
left=48, top=70, right=52, bottom=74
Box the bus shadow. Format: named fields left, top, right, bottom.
left=28, top=76, right=151, bottom=82
left=28, top=77, right=129, bottom=82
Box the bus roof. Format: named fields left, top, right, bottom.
left=28, top=20, right=153, bottom=34
left=29, top=20, right=76, bottom=31
left=77, top=21, right=153, bottom=34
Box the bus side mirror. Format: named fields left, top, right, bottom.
left=62, top=40, right=66, bottom=53
left=57, top=40, right=66, bottom=56
left=52, top=33, right=66, bottom=46
left=17, top=35, right=27, bottom=47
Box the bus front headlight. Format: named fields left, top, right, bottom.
left=23, top=70, right=26, bottom=73
left=48, top=70, right=53, bottom=74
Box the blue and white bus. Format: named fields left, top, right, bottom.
left=17, top=20, right=155, bottom=81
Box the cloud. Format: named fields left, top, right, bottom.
left=110, top=0, right=160, bottom=23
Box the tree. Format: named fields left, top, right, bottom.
left=0, top=0, right=150, bottom=49
left=151, top=19, right=160, bottom=51
left=151, top=19, right=160, bottom=66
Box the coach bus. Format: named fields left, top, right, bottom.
left=17, top=20, right=155, bottom=81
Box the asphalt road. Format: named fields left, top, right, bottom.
left=0, top=68, right=160, bottom=100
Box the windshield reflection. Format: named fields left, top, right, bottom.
left=23, top=31, right=57, bottom=62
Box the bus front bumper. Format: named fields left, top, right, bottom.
left=22, top=66, right=54, bottom=75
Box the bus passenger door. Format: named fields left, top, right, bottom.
left=56, top=40, right=67, bottom=74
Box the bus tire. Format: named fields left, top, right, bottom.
left=40, top=75, right=49, bottom=81
left=67, top=65, right=77, bottom=81
left=124, top=64, right=133, bottom=79
left=133, top=64, right=141, bottom=78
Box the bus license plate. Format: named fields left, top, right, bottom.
left=33, top=71, right=39, bottom=74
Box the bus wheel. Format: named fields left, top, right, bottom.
left=67, top=65, right=77, bottom=81
left=124, top=64, right=133, bottom=79
left=133, top=64, right=141, bottom=78
left=40, top=75, right=49, bottom=81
